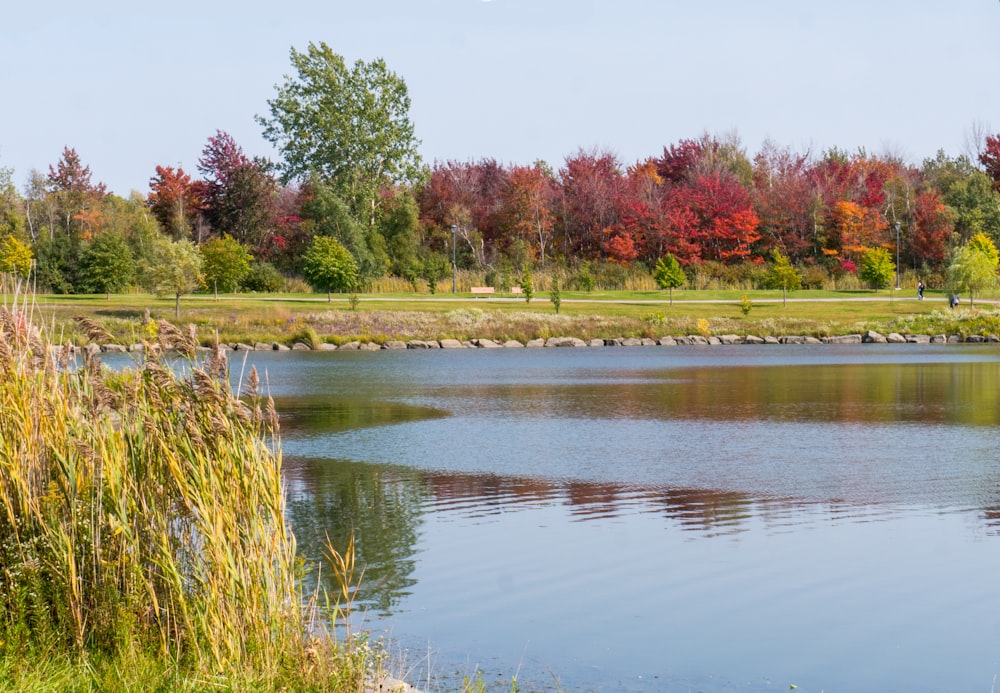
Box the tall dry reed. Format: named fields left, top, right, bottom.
left=0, top=284, right=369, bottom=688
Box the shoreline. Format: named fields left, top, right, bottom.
left=76, top=329, right=998, bottom=355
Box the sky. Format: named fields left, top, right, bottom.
left=2, top=0, right=999, bottom=196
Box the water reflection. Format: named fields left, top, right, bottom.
left=285, top=455, right=1000, bottom=615
left=257, top=346, right=1000, bottom=692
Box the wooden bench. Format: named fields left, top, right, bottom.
left=471, top=286, right=495, bottom=298
left=510, top=286, right=523, bottom=295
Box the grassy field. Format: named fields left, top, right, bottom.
left=26, top=287, right=1000, bottom=347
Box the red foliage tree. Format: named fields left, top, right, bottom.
left=47, top=147, right=107, bottom=239
left=197, top=130, right=277, bottom=248
left=148, top=165, right=204, bottom=240
left=680, top=172, right=761, bottom=263
left=751, top=143, right=819, bottom=262
left=501, top=163, right=557, bottom=263
left=979, top=134, right=1000, bottom=192
left=558, top=149, right=626, bottom=259
left=909, top=189, right=952, bottom=269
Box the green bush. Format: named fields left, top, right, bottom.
left=241, top=261, right=286, bottom=293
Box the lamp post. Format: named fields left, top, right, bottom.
left=450, top=225, right=458, bottom=293
left=894, top=221, right=901, bottom=290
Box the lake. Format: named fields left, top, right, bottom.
left=240, top=344, right=1000, bottom=692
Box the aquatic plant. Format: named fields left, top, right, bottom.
left=0, top=288, right=380, bottom=690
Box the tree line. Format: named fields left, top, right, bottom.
left=3, top=40, right=1000, bottom=302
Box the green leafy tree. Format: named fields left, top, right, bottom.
left=859, top=247, right=896, bottom=291
left=0, top=234, right=33, bottom=279
left=0, top=165, right=26, bottom=240
left=419, top=252, right=448, bottom=294
left=519, top=266, right=534, bottom=303
left=301, top=179, right=384, bottom=282
left=301, top=236, right=359, bottom=301
left=967, top=231, right=1000, bottom=266
left=77, top=232, right=135, bottom=298
left=947, top=234, right=999, bottom=308
left=33, top=233, right=75, bottom=293
left=200, top=235, right=252, bottom=296
left=940, top=171, right=1000, bottom=246
left=258, top=42, right=422, bottom=231
left=764, top=248, right=801, bottom=306
left=377, top=191, right=422, bottom=279
left=549, top=277, right=562, bottom=314
left=142, top=237, right=204, bottom=318
left=653, top=254, right=686, bottom=305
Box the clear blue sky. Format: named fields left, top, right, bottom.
left=3, top=0, right=999, bottom=195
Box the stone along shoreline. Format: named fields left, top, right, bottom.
left=79, top=329, right=999, bottom=355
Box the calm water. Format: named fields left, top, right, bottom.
left=244, top=345, right=1000, bottom=692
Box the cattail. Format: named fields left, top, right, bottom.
left=72, top=316, right=114, bottom=345
left=243, top=366, right=259, bottom=399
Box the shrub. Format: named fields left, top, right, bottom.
left=242, top=261, right=286, bottom=293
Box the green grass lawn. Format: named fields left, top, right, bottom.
left=20, top=287, right=1000, bottom=346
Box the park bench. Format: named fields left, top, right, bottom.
left=471, top=286, right=495, bottom=298
left=510, top=286, right=523, bottom=295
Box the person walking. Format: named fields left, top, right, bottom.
left=917, top=281, right=925, bottom=300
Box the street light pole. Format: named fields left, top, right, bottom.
left=894, top=221, right=901, bottom=290
left=451, top=225, right=458, bottom=293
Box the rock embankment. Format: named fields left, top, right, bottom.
left=71, top=329, right=999, bottom=354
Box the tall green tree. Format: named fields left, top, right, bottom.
left=142, top=237, right=203, bottom=318
left=653, top=253, right=686, bottom=305
left=940, top=171, right=1000, bottom=246
left=301, top=179, right=383, bottom=282
left=258, top=42, right=422, bottom=231
left=377, top=191, right=421, bottom=279
left=77, top=232, right=134, bottom=298
left=200, top=235, right=252, bottom=296
left=301, top=236, right=359, bottom=301
left=0, top=164, right=26, bottom=240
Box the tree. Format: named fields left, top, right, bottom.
left=301, top=178, right=382, bottom=281
left=197, top=131, right=277, bottom=248
left=301, top=236, right=359, bottom=301
left=947, top=233, right=999, bottom=308
left=501, top=164, right=556, bottom=264
left=940, top=171, right=1000, bottom=246
left=549, top=277, right=561, bottom=314
left=764, top=248, right=801, bottom=305
left=519, top=265, right=534, bottom=303
left=259, top=42, right=422, bottom=230
left=142, top=237, right=203, bottom=318
left=47, top=147, right=106, bottom=240
left=0, top=165, right=26, bottom=241
left=148, top=165, right=203, bottom=240
left=0, top=234, right=32, bottom=278
left=77, top=232, right=135, bottom=298
left=967, top=231, right=1000, bottom=266
left=418, top=251, right=448, bottom=294
left=979, top=133, right=1000, bottom=192
left=377, top=190, right=421, bottom=279
left=200, top=235, right=252, bottom=296
left=653, top=253, right=685, bottom=304
left=858, top=246, right=895, bottom=291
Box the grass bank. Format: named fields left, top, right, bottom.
left=29, top=288, right=1000, bottom=348
left=0, top=292, right=384, bottom=691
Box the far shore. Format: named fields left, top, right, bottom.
left=21, top=289, right=1000, bottom=352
